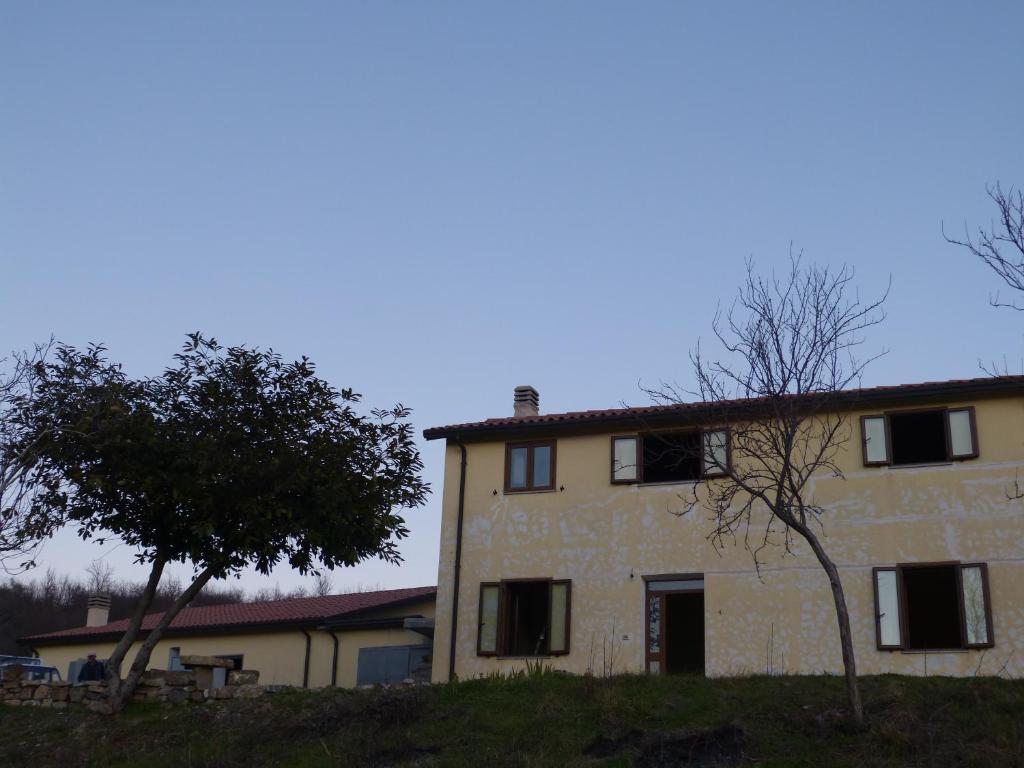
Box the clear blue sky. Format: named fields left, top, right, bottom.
left=2, top=2, right=1023, bottom=595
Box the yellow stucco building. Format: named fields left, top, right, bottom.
left=23, top=587, right=435, bottom=688
left=424, top=378, right=1024, bottom=682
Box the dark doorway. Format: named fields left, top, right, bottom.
left=664, top=592, right=705, bottom=674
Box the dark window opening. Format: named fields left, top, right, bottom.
left=902, top=566, right=962, bottom=650
left=890, top=410, right=947, bottom=465
left=506, top=581, right=550, bottom=656
left=664, top=592, right=705, bottom=674
left=642, top=432, right=701, bottom=483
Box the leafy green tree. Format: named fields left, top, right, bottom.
left=0, top=340, right=52, bottom=574
left=16, top=334, right=428, bottom=712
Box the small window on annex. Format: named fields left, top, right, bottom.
left=505, top=442, right=555, bottom=492
left=873, top=563, right=993, bottom=651
left=477, top=580, right=571, bottom=657
left=611, top=430, right=730, bottom=484
left=861, top=408, right=978, bottom=467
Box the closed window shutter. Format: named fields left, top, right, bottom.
left=862, top=416, right=889, bottom=465
left=947, top=408, right=978, bottom=459
left=612, top=437, right=638, bottom=482
left=549, top=580, right=571, bottom=654
left=874, top=568, right=902, bottom=649
left=702, top=430, right=729, bottom=476
left=959, top=564, right=992, bottom=647
left=478, top=584, right=500, bottom=655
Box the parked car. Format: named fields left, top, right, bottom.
left=0, top=660, right=62, bottom=682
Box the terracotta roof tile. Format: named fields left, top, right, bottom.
left=24, top=586, right=436, bottom=644
left=423, top=375, right=1024, bottom=440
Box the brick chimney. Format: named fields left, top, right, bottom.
left=86, top=594, right=112, bottom=627
left=514, top=385, right=539, bottom=417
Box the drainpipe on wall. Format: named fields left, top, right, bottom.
left=328, top=630, right=340, bottom=687
left=448, top=440, right=468, bottom=682
left=301, top=629, right=312, bottom=688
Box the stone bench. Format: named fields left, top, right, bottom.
left=178, top=655, right=235, bottom=689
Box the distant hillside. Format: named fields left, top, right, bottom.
left=1, top=672, right=1021, bottom=767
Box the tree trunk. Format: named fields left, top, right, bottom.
left=104, top=556, right=166, bottom=703
left=109, top=565, right=217, bottom=713
left=799, top=525, right=864, bottom=724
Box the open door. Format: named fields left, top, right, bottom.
left=645, top=575, right=705, bottom=675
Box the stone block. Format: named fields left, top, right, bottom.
left=179, top=655, right=234, bottom=668
left=208, top=686, right=235, bottom=700
left=189, top=690, right=206, bottom=702
left=51, top=686, right=69, bottom=702
left=234, top=684, right=263, bottom=699
left=140, top=675, right=165, bottom=688
left=3, top=700, right=19, bottom=707
left=51, top=701, right=68, bottom=710
left=68, top=687, right=86, bottom=703
left=32, top=684, right=51, bottom=701
left=18, top=688, right=32, bottom=700
left=86, top=684, right=107, bottom=695
left=227, top=670, right=259, bottom=686
left=193, top=668, right=214, bottom=690
left=164, top=670, right=195, bottom=687
left=165, top=688, right=188, bottom=705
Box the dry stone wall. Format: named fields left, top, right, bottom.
left=1, top=664, right=264, bottom=710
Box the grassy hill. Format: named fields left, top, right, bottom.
left=1, top=672, right=1021, bottom=767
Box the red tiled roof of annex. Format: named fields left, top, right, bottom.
left=423, top=375, right=1024, bottom=439
left=23, top=586, right=437, bottom=643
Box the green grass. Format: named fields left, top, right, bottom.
left=1, top=672, right=1022, bottom=767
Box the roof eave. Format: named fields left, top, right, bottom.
left=423, top=377, right=1024, bottom=442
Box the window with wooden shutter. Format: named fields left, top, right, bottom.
left=476, top=579, right=572, bottom=657
left=872, top=563, right=994, bottom=651
left=701, top=429, right=730, bottom=476
left=611, top=436, right=638, bottom=483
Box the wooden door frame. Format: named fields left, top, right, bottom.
left=643, top=574, right=704, bottom=674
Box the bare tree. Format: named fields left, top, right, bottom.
left=648, top=256, right=887, bottom=725
left=0, top=341, right=52, bottom=574
left=85, top=560, right=116, bottom=594
left=311, top=569, right=334, bottom=597
left=944, top=183, right=1024, bottom=311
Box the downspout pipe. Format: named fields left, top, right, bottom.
left=328, top=630, right=339, bottom=687
left=301, top=629, right=312, bottom=688
left=448, top=440, right=468, bottom=682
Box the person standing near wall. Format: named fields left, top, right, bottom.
left=77, top=652, right=104, bottom=683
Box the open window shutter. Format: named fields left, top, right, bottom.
left=959, top=564, right=993, bottom=647
left=478, top=583, right=500, bottom=655
left=947, top=408, right=978, bottom=460
left=548, top=580, right=571, bottom=654
left=862, top=416, right=890, bottom=465
left=612, top=437, right=638, bottom=482
left=702, top=430, right=729, bottom=476
left=873, top=568, right=902, bottom=649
